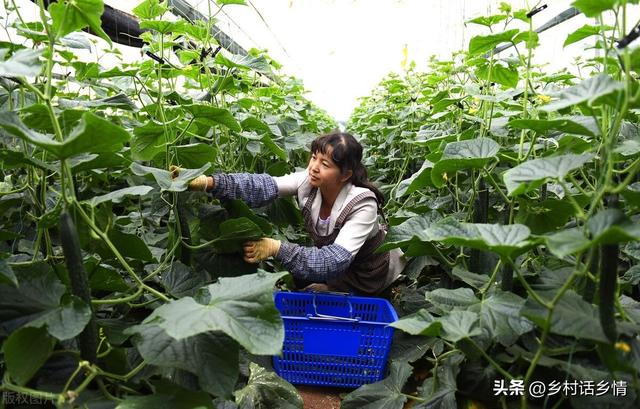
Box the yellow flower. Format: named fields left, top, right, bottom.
left=615, top=341, right=631, bottom=353
left=401, top=44, right=409, bottom=70
left=442, top=172, right=448, bottom=182
left=469, top=107, right=478, bottom=115
left=536, top=94, right=552, bottom=104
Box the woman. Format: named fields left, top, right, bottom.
left=184, top=132, right=404, bottom=296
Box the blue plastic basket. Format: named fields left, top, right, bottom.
left=273, top=291, right=398, bottom=388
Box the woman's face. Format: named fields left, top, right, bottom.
left=307, top=147, right=352, bottom=189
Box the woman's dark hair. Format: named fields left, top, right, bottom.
left=310, top=132, right=385, bottom=206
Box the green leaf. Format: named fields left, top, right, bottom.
left=2, top=326, right=55, bottom=386
left=466, top=15, right=507, bottom=27
left=508, top=116, right=598, bottom=137
left=133, top=0, right=168, bottom=19
left=0, top=111, right=129, bottom=159
left=116, top=383, right=215, bottom=409
left=503, top=153, right=592, bottom=196
left=126, top=271, right=286, bottom=355
left=545, top=228, right=592, bottom=258
left=160, top=262, right=207, bottom=298
left=224, top=200, right=272, bottom=235
left=139, top=20, right=177, bottom=34
left=431, top=138, right=500, bottom=187
left=540, top=74, right=624, bottom=112
left=378, top=211, right=442, bottom=252
left=132, top=325, right=239, bottom=398
left=217, top=0, right=247, bottom=5
left=587, top=208, right=640, bottom=245
left=425, top=288, right=480, bottom=310
left=174, top=143, right=217, bottom=169
left=476, top=62, right=519, bottom=88
left=0, top=48, right=43, bottom=77
left=391, top=309, right=442, bottom=336
left=428, top=219, right=534, bottom=259
left=468, top=29, right=519, bottom=56
left=450, top=265, right=489, bottom=290
left=0, top=263, right=91, bottom=340
left=438, top=310, right=482, bottom=342
left=234, top=363, right=302, bottom=409
left=0, top=258, right=17, bottom=286
left=516, top=198, right=577, bottom=234
left=86, top=186, right=154, bottom=206
left=414, top=354, right=460, bottom=409
left=58, top=94, right=135, bottom=110
left=215, top=53, right=272, bottom=75
left=130, top=162, right=210, bottom=192
left=572, top=0, right=617, bottom=17
left=87, top=262, right=130, bottom=292
left=470, top=290, right=533, bottom=346
left=108, top=229, right=154, bottom=262
left=210, top=217, right=265, bottom=253
left=49, top=0, right=112, bottom=45
left=182, top=104, right=242, bottom=132
left=395, top=160, right=434, bottom=198
left=25, top=296, right=92, bottom=340
left=132, top=120, right=170, bottom=161
left=341, top=361, right=412, bottom=409
left=522, top=290, right=609, bottom=342
left=564, top=24, right=612, bottom=47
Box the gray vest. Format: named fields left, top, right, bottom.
left=302, top=187, right=390, bottom=295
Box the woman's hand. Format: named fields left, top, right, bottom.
left=169, top=165, right=212, bottom=191
left=243, top=238, right=281, bottom=263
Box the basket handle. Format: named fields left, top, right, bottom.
left=309, top=293, right=360, bottom=322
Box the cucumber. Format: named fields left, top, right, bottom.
left=59, top=211, right=98, bottom=363
left=599, top=195, right=619, bottom=343
left=176, top=195, right=192, bottom=265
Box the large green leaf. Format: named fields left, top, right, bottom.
left=130, top=162, right=210, bottom=192
left=425, top=288, right=479, bottom=311
left=522, top=290, right=609, bottom=342
left=58, top=94, right=135, bottom=110
left=215, top=53, right=273, bottom=75
left=131, top=120, right=170, bottom=161
left=2, top=326, right=55, bottom=386
left=470, top=290, right=533, bottom=346
left=503, top=153, right=592, bottom=196
left=0, top=258, right=17, bottom=286
left=0, top=48, right=43, bottom=77
left=468, top=29, right=519, bottom=56
left=545, top=209, right=640, bottom=257
left=431, top=138, right=500, bottom=187
left=210, top=217, right=265, bottom=253
left=427, top=219, right=534, bottom=259
left=414, top=354, right=460, bottom=409
left=131, top=325, right=239, bottom=398
left=234, top=363, right=302, bottom=409
left=0, top=111, right=130, bottom=159
left=160, top=262, right=208, bottom=298
left=475, top=62, right=519, bottom=88
left=107, top=229, right=154, bottom=262
left=572, top=0, right=618, bottom=17
left=391, top=309, right=442, bottom=336
left=132, top=0, right=168, bottom=19
left=182, top=104, right=241, bottom=132
left=0, top=263, right=91, bottom=340
left=564, top=24, right=613, bottom=47
left=116, top=383, right=214, bottom=409
left=174, top=143, right=217, bottom=169
left=378, top=211, right=442, bottom=252
left=126, top=271, right=286, bottom=355
left=49, top=0, right=111, bottom=45
left=86, top=186, right=154, bottom=206
left=395, top=160, right=434, bottom=198
left=508, top=116, right=598, bottom=137
left=438, top=310, right=482, bottom=343
left=341, top=361, right=412, bottom=409
left=540, top=74, right=624, bottom=112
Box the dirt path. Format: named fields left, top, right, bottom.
left=297, top=386, right=343, bottom=409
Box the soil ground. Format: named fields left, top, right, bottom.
left=297, top=386, right=344, bottom=409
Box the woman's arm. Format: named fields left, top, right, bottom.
left=209, top=173, right=278, bottom=208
